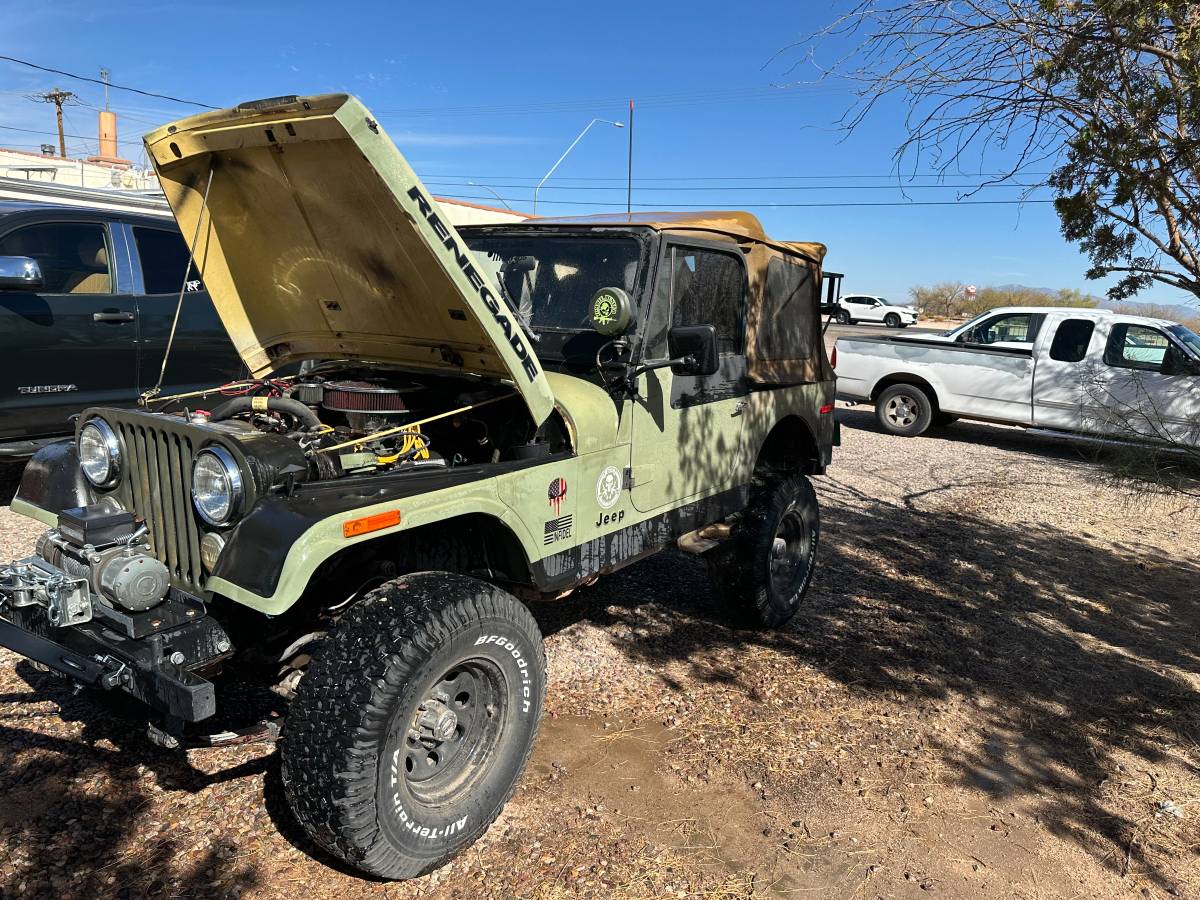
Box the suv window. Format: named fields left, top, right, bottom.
left=1049, top=319, right=1095, bottom=363
left=669, top=246, right=746, bottom=353
left=1104, top=323, right=1171, bottom=371
left=961, top=313, right=1042, bottom=345
left=0, top=222, right=111, bottom=294
left=133, top=227, right=201, bottom=294
left=758, top=256, right=815, bottom=360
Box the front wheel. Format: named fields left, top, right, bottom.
left=281, top=572, right=546, bottom=880
left=884, top=313, right=901, bottom=328
left=875, top=383, right=933, bottom=436
left=710, top=475, right=820, bottom=629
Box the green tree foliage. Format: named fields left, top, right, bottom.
left=909, top=282, right=1101, bottom=317
left=793, top=2, right=1200, bottom=301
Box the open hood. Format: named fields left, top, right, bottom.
left=144, top=93, right=554, bottom=425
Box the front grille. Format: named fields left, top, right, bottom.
left=109, top=417, right=204, bottom=592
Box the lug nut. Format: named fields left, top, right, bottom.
left=169, top=651, right=185, bottom=666
left=215, top=638, right=231, bottom=653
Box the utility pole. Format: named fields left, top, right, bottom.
left=626, top=99, right=634, bottom=215
left=34, top=88, right=77, bottom=158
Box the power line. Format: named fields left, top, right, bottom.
left=435, top=192, right=1058, bottom=209
left=423, top=179, right=1047, bottom=193
left=423, top=172, right=1054, bottom=183
left=0, top=55, right=216, bottom=109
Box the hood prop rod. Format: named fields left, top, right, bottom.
left=140, top=167, right=215, bottom=406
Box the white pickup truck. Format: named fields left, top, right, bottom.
left=835, top=306, right=1200, bottom=445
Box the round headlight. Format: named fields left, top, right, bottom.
left=78, top=419, right=120, bottom=487
left=192, top=446, right=243, bottom=526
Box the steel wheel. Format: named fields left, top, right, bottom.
left=768, top=502, right=814, bottom=600
left=400, top=660, right=508, bottom=805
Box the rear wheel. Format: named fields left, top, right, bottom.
left=835, top=309, right=851, bottom=325
left=875, top=384, right=933, bottom=436
left=884, top=312, right=902, bottom=328
left=710, top=475, right=819, bottom=629
left=281, top=572, right=546, bottom=880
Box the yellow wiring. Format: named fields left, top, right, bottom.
left=375, top=425, right=428, bottom=466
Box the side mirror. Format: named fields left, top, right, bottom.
left=590, top=287, right=636, bottom=337
left=0, top=256, right=43, bottom=291
left=668, top=324, right=719, bottom=377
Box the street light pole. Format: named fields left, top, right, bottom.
left=533, top=117, right=623, bottom=215
left=467, top=181, right=514, bottom=211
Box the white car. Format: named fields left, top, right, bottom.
left=834, top=306, right=1200, bottom=445
left=835, top=294, right=919, bottom=328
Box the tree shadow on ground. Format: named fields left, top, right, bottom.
left=533, top=474, right=1200, bottom=893
left=0, top=664, right=275, bottom=898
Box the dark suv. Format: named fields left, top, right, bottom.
left=0, top=202, right=244, bottom=456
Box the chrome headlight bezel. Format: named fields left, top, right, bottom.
left=78, top=419, right=121, bottom=488
left=191, top=446, right=244, bottom=527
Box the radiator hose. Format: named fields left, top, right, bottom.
left=208, top=396, right=322, bottom=430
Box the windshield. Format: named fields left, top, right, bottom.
left=1168, top=324, right=1200, bottom=358
left=464, top=234, right=643, bottom=331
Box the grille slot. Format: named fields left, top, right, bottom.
left=113, top=419, right=203, bottom=591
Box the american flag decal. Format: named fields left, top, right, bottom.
left=547, top=477, right=568, bottom=515
left=543, top=514, right=573, bottom=545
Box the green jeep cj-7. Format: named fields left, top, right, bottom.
left=0, top=94, right=836, bottom=879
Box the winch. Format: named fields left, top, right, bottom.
left=0, top=506, right=170, bottom=627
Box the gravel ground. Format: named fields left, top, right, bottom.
left=1, top=409, right=1198, bottom=899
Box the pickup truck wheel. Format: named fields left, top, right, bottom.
left=280, top=572, right=546, bottom=880
left=711, top=475, right=819, bottom=629
left=835, top=309, right=851, bottom=325
left=875, top=384, right=933, bottom=436
left=884, top=312, right=902, bottom=328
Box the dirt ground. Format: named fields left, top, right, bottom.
left=1, top=407, right=1198, bottom=899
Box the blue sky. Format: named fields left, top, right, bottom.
left=1, top=0, right=1191, bottom=307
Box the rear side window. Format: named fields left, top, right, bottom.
left=0, top=222, right=111, bottom=294
left=758, top=257, right=815, bottom=360
left=1049, top=319, right=1095, bottom=363
left=1104, top=323, right=1170, bottom=371
left=669, top=246, right=747, bottom=353
left=133, top=227, right=201, bottom=295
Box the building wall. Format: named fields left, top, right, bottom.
left=0, top=148, right=158, bottom=191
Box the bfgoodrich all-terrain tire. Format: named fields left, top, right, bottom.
left=710, top=475, right=820, bottom=629
left=281, top=572, right=546, bottom=880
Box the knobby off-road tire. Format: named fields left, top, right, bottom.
left=710, top=475, right=820, bottom=629
left=875, top=383, right=934, bottom=437
left=281, top=572, right=546, bottom=880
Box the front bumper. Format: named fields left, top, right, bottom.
left=0, top=569, right=231, bottom=722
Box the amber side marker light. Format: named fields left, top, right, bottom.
left=343, top=509, right=401, bottom=538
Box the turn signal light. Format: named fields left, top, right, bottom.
left=343, top=509, right=402, bottom=538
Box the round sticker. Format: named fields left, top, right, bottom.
left=595, top=465, right=622, bottom=510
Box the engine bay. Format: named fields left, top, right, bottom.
left=161, top=367, right=569, bottom=483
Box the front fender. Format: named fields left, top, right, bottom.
left=12, top=439, right=95, bottom=525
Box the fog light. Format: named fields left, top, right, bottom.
left=200, top=532, right=226, bottom=572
